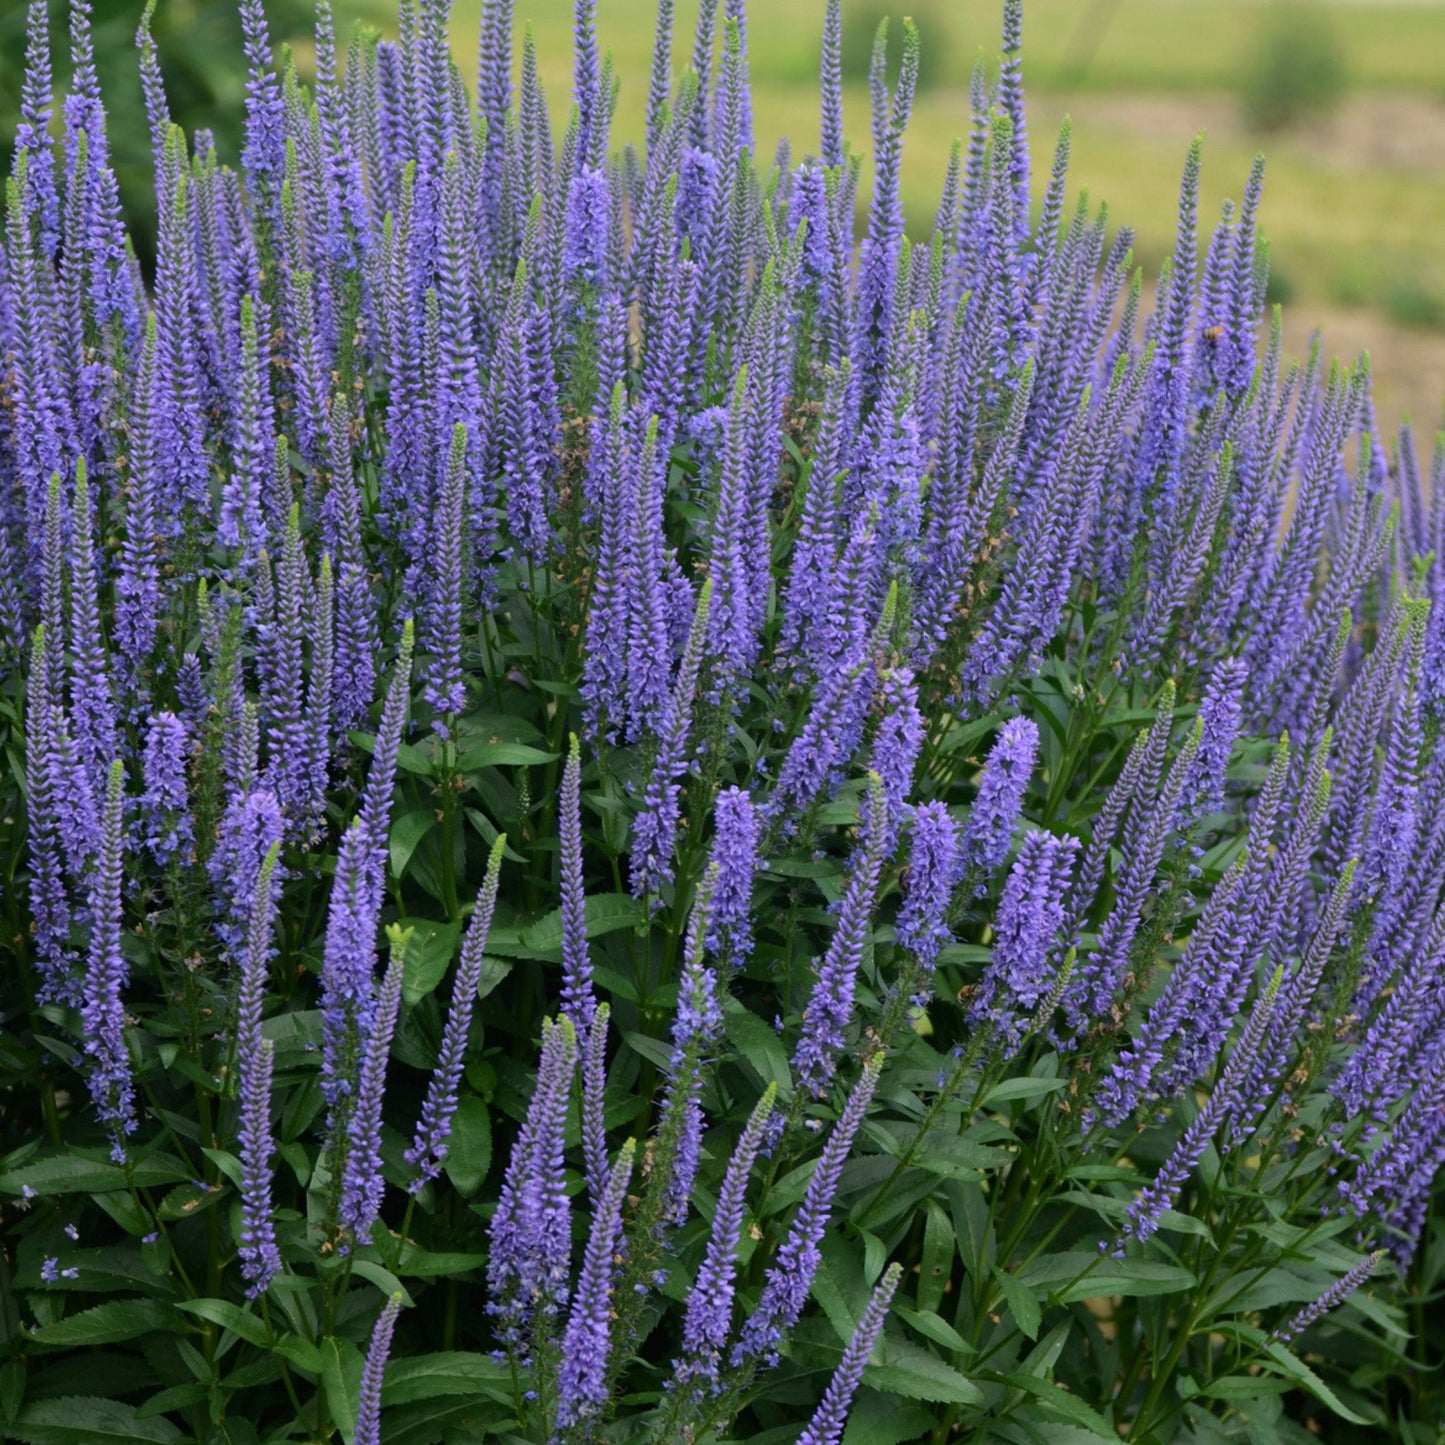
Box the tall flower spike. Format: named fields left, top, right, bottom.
left=422, top=423, right=468, bottom=725
left=819, top=0, right=843, bottom=168
left=793, top=775, right=888, bottom=1097
left=960, top=717, right=1040, bottom=881
left=236, top=844, right=283, bottom=1296
left=675, top=1083, right=777, bottom=1387
left=1272, top=1252, right=1386, bottom=1343
left=487, top=1016, right=576, bottom=1348
left=339, top=937, right=407, bottom=1249
left=655, top=870, right=723, bottom=1226
left=971, top=831, right=1080, bottom=1053
left=67, top=462, right=116, bottom=791
left=240, top=0, right=286, bottom=219
left=733, top=1053, right=885, bottom=1367
left=796, top=1263, right=904, bottom=1445
left=407, top=835, right=507, bottom=1190
left=629, top=580, right=712, bottom=899
left=560, top=736, right=597, bottom=1037
left=894, top=803, right=964, bottom=1006
left=849, top=16, right=919, bottom=424
left=644, top=0, right=676, bottom=160
left=25, top=628, right=73, bottom=1002
left=82, top=761, right=134, bottom=1162
left=355, top=1292, right=405, bottom=1445
left=555, top=1139, right=636, bottom=1430
left=138, top=712, right=191, bottom=866
left=868, top=665, right=925, bottom=855
left=1120, top=965, right=1283, bottom=1249
left=706, top=787, right=762, bottom=967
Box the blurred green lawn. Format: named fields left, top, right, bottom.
left=333, top=0, right=1445, bottom=427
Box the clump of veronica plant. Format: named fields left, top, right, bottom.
left=0, top=0, right=1443, bottom=1441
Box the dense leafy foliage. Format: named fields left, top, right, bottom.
left=1, top=0, right=1443, bottom=1442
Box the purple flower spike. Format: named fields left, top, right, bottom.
left=355, top=1292, right=404, bottom=1445
left=895, top=802, right=964, bottom=1003
left=407, top=836, right=507, bottom=1191
left=733, top=1054, right=884, bottom=1367
left=793, top=776, right=888, bottom=1097
left=972, top=832, right=1080, bottom=1053
left=339, top=941, right=406, bottom=1249
left=868, top=665, right=925, bottom=855
left=796, top=1262, right=904, bottom=1445
left=560, top=736, right=597, bottom=1037
left=555, top=1138, right=636, bottom=1431
left=139, top=712, right=191, bottom=866
left=82, top=761, right=135, bottom=1162
left=676, top=1083, right=777, bottom=1387
left=706, top=787, right=761, bottom=967
left=1272, top=1251, right=1386, bottom=1343
left=488, top=1015, right=576, bottom=1349
left=961, top=717, right=1040, bottom=881
left=237, top=844, right=283, bottom=1296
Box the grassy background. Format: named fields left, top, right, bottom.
left=321, top=0, right=1445, bottom=432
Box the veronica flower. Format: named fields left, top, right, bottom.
left=488, top=1015, right=576, bottom=1348
left=355, top=1292, right=404, bottom=1445
left=1271, top=1251, right=1386, bottom=1343
left=733, top=1054, right=884, bottom=1367
left=675, top=1084, right=777, bottom=1388
left=793, top=776, right=888, bottom=1097
left=972, top=831, right=1080, bottom=1053
left=894, top=803, right=963, bottom=1005
left=236, top=845, right=283, bottom=1295
left=796, top=1262, right=904, bottom=1445
left=555, top=1139, right=635, bottom=1430
left=1120, top=966, right=1283, bottom=1249
left=138, top=712, right=190, bottom=865
left=407, top=837, right=507, bottom=1190
left=339, top=942, right=405, bottom=1249
left=960, top=717, right=1039, bottom=880
left=78, top=761, right=132, bottom=1163
left=705, top=787, right=762, bottom=966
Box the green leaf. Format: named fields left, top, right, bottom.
left=458, top=741, right=558, bottom=769
left=391, top=1249, right=489, bottom=1279
left=395, top=742, right=434, bottom=778
left=390, top=811, right=437, bottom=882
left=381, top=1351, right=511, bottom=1406
left=893, top=1307, right=972, bottom=1356
left=519, top=893, right=644, bottom=954
left=274, top=1334, right=323, bottom=1374
left=30, top=1299, right=183, bottom=1348
left=380, top=1394, right=514, bottom=1443
left=476, top=955, right=511, bottom=1001
left=442, top=1096, right=492, bottom=1197
left=1262, top=1339, right=1375, bottom=1425
left=723, top=1005, right=792, bottom=1093
left=322, top=1336, right=364, bottom=1443
left=173, top=1297, right=272, bottom=1349
left=999, top=1371, right=1116, bottom=1436
left=400, top=918, right=464, bottom=1007
left=9, top=1397, right=183, bottom=1443
left=977, top=1076, right=1066, bottom=1106
left=1020, top=1252, right=1196, bottom=1303
left=917, top=1203, right=954, bottom=1315
left=840, top=1392, right=937, bottom=1445
left=350, top=1262, right=413, bottom=1307
left=993, top=1266, right=1042, bottom=1341
left=156, top=1180, right=228, bottom=1221
left=1, top=1152, right=189, bottom=1196
left=1202, top=1375, right=1294, bottom=1400
left=135, top=1382, right=210, bottom=1419
left=864, top=1334, right=984, bottom=1405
